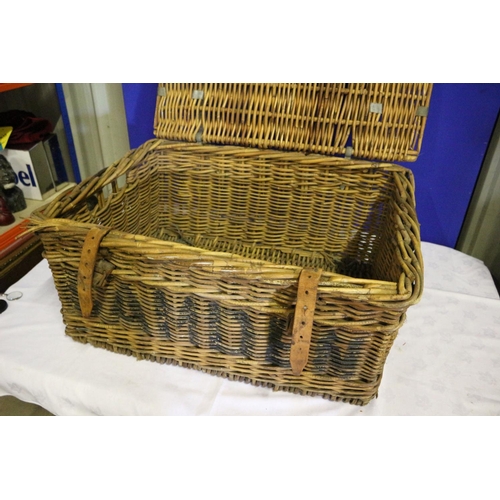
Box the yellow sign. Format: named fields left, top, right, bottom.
left=0, top=126, right=13, bottom=150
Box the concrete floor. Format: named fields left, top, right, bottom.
left=0, top=396, right=54, bottom=416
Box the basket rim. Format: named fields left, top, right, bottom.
left=29, top=216, right=423, bottom=309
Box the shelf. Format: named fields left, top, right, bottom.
left=0, top=83, right=33, bottom=93
left=0, top=182, right=75, bottom=291
left=0, top=183, right=75, bottom=236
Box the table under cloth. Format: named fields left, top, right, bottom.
left=1, top=242, right=499, bottom=416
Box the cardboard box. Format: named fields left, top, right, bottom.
left=0, top=134, right=68, bottom=200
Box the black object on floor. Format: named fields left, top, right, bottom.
left=0, top=299, right=7, bottom=314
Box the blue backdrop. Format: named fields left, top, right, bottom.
left=122, top=83, right=500, bottom=249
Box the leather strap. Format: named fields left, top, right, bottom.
left=290, top=268, right=322, bottom=376
left=78, top=226, right=111, bottom=318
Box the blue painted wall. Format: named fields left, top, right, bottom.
left=401, top=83, right=500, bottom=247
left=122, top=83, right=158, bottom=149
left=121, top=83, right=500, bottom=248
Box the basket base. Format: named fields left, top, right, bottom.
left=67, top=328, right=379, bottom=406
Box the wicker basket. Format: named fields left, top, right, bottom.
left=30, top=84, right=431, bottom=405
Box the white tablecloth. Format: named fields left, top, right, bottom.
left=1, top=242, right=499, bottom=415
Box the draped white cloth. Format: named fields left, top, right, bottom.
left=1, top=242, right=499, bottom=416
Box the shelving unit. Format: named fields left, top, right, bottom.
left=0, top=183, right=75, bottom=292
left=0, top=83, right=32, bottom=93
left=1, top=83, right=78, bottom=290
left=0, top=182, right=75, bottom=236
left=0, top=82, right=79, bottom=183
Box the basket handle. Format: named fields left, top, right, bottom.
left=78, top=226, right=112, bottom=317
left=40, top=140, right=203, bottom=219
left=290, top=268, right=322, bottom=375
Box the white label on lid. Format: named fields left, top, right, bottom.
left=370, top=103, right=383, bottom=114
left=416, top=106, right=429, bottom=117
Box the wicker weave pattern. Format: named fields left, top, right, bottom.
left=154, top=83, right=432, bottom=162
left=32, top=139, right=422, bottom=405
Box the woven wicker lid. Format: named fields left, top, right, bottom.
left=154, top=83, right=433, bottom=162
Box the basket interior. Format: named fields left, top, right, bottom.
left=64, top=144, right=410, bottom=283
